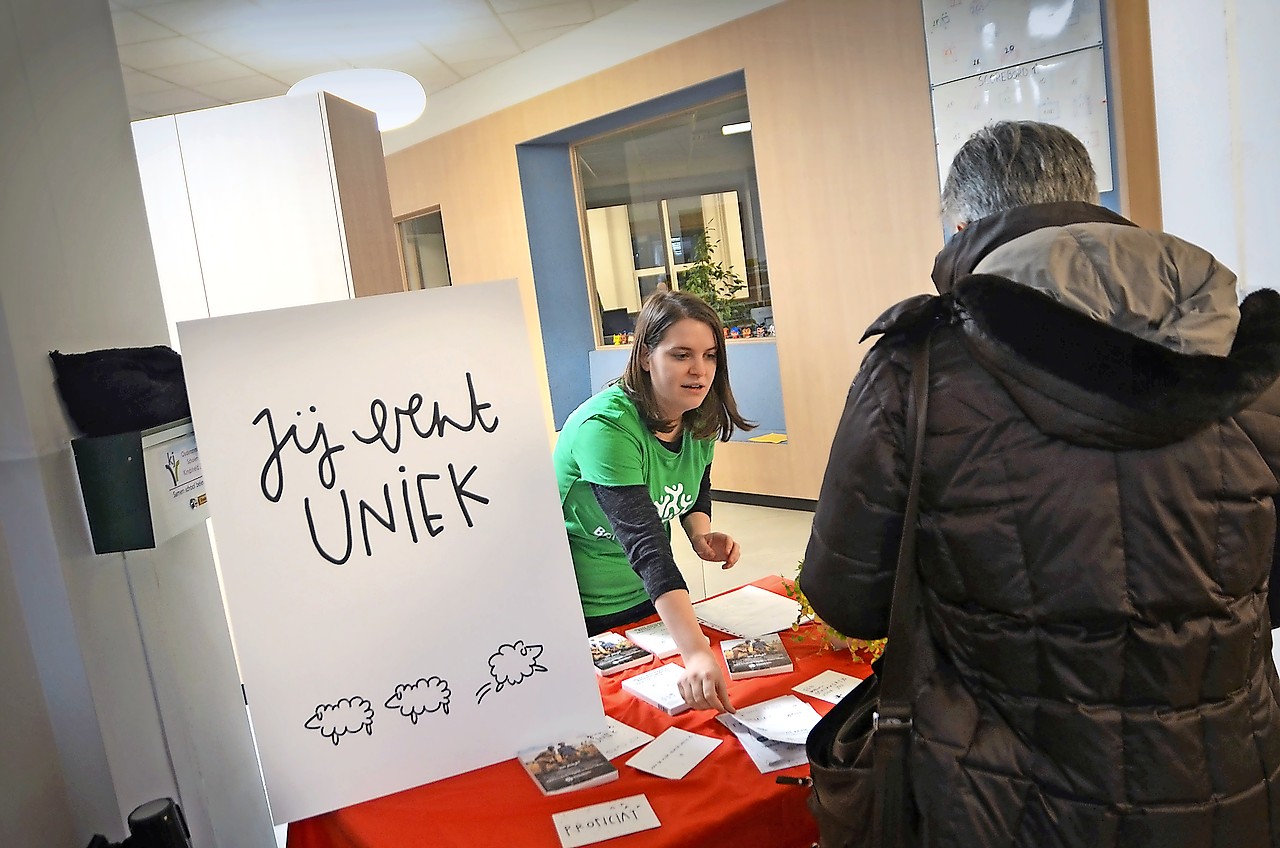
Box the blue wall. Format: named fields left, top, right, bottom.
left=515, top=144, right=595, bottom=430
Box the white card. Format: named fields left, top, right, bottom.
left=626, top=727, right=721, bottom=779
left=793, top=669, right=865, bottom=705
left=692, top=584, right=805, bottom=637
left=585, top=716, right=655, bottom=761
left=552, top=793, right=661, bottom=848
left=732, top=695, right=824, bottom=744
left=716, top=713, right=809, bottom=773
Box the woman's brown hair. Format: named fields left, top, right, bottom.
left=620, top=291, right=755, bottom=441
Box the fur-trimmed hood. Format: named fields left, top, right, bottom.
left=873, top=203, right=1280, bottom=448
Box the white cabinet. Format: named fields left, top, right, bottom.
left=132, top=92, right=401, bottom=349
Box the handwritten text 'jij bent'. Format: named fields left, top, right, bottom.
left=252, top=372, right=499, bottom=565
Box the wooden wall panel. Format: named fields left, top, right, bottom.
left=324, top=94, right=404, bottom=297
left=384, top=0, right=1151, bottom=501
left=384, top=0, right=941, bottom=500
left=1106, top=0, right=1161, bottom=230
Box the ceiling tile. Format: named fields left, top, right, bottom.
left=397, top=58, right=464, bottom=94
left=328, top=33, right=428, bottom=64
left=445, top=56, right=508, bottom=78
left=129, top=87, right=223, bottom=117
left=590, top=0, right=636, bottom=16
left=106, top=0, right=692, bottom=121
left=513, top=24, right=580, bottom=51
left=412, top=14, right=507, bottom=47
left=186, top=25, right=280, bottom=56
left=110, top=8, right=179, bottom=44
left=429, top=33, right=519, bottom=66
left=233, top=58, right=350, bottom=87
left=147, top=56, right=259, bottom=87
left=122, top=69, right=176, bottom=96
left=489, top=0, right=569, bottom=12
left=132, top=0, right=261, bottom=35
left=189, top=75, right=290, bottom=102
left=116, top=36, right=220, bottom=70
left=110, top=0, right=177, bottom=9
left=335, top=45, right=434, bottom=72
left=500, top=0, right=592, bottom=33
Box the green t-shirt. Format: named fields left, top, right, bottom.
left=554, top=385, right=714, bottom=617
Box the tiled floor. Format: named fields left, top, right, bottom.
left=672, top=500, right=815, bottom=601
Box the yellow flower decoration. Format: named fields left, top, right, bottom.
left=784, top=561, right=887, bottom=663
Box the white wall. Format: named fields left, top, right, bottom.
left=0, top=0, right=271, bottom=844
left=1, top=0, right=169, bottom=841
left=1148, top=0, right=1280, bottom=296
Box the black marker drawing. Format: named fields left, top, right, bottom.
left=385, top=676, right=452, bottom=724
left=304, top=696, right=374, bottom=746
left=475, top=641, right=547, bottom=704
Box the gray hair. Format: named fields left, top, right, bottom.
left=940, top=121, right=1099, bottom=229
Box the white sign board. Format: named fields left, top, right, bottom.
left=922, top=0, right=1103, bottom=86
left=178, top=281, right=603, bottom=824
left=931, top=45, right=1113, bottom=193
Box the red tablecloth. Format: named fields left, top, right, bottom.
left=287, top=577, right=871, bottom=848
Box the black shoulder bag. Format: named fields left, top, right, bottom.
left=804, top=329, right=932, bottom=848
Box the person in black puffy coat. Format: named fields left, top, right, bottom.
left=801, top=120, right=1280, bottom=847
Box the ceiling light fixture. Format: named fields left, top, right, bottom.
left=288, top=69, right=426, bottom=132
left=721, top=121, right=752, bottom=136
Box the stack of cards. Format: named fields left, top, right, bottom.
left=620, top=662, right=689, bottom=715
left=623, top=620, right=679, bottom=659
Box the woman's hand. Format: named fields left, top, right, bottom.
left=691, top=531, right=741, bottom=570
left=652, top=588, right=735, bottom=713
left=677, top=645, right=735, bottom=713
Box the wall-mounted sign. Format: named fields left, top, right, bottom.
left=72, top=418, right=209, bottom=554
left=922, top=0, right=1103, bottom=86
left=931, top=45, right=1113, bottom=192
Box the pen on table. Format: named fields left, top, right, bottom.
left=775, top=775, right=812, bottom=786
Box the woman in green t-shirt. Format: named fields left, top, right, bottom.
left=554, top=291, right=754, bottom=713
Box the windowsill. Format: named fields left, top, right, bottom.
left=593, top=335, right=777, bottom=351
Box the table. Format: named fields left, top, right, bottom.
left=286, top=576, right=872, bottom=848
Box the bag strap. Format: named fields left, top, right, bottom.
left=869, top=327, right=932, bottom=848
left=877, top=327, right=931, bottom=710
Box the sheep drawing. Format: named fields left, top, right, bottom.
left=304, top=696, right=374, bottom=746
left=475, top=640, right=547, bottom=704
left=385, top=676, right=451, bottom=724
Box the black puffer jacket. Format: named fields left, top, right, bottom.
left=802, top=203, right=1280, bottom=847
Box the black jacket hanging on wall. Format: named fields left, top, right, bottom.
left=49, top=345, right=190, bottom=437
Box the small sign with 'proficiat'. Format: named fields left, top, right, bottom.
left=551, top=793, right=661, bottom=847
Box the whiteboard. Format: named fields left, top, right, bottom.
left=923, top=0, right=1103, bottom=86
left=932, top=45, right=1113, bottom=193
left=178, top=281, right=603, bottom=824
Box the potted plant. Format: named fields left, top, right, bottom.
left=678, top=224, right=750, bottom=326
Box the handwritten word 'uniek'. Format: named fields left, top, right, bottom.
left=251, top=372, right=500, bottom=565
